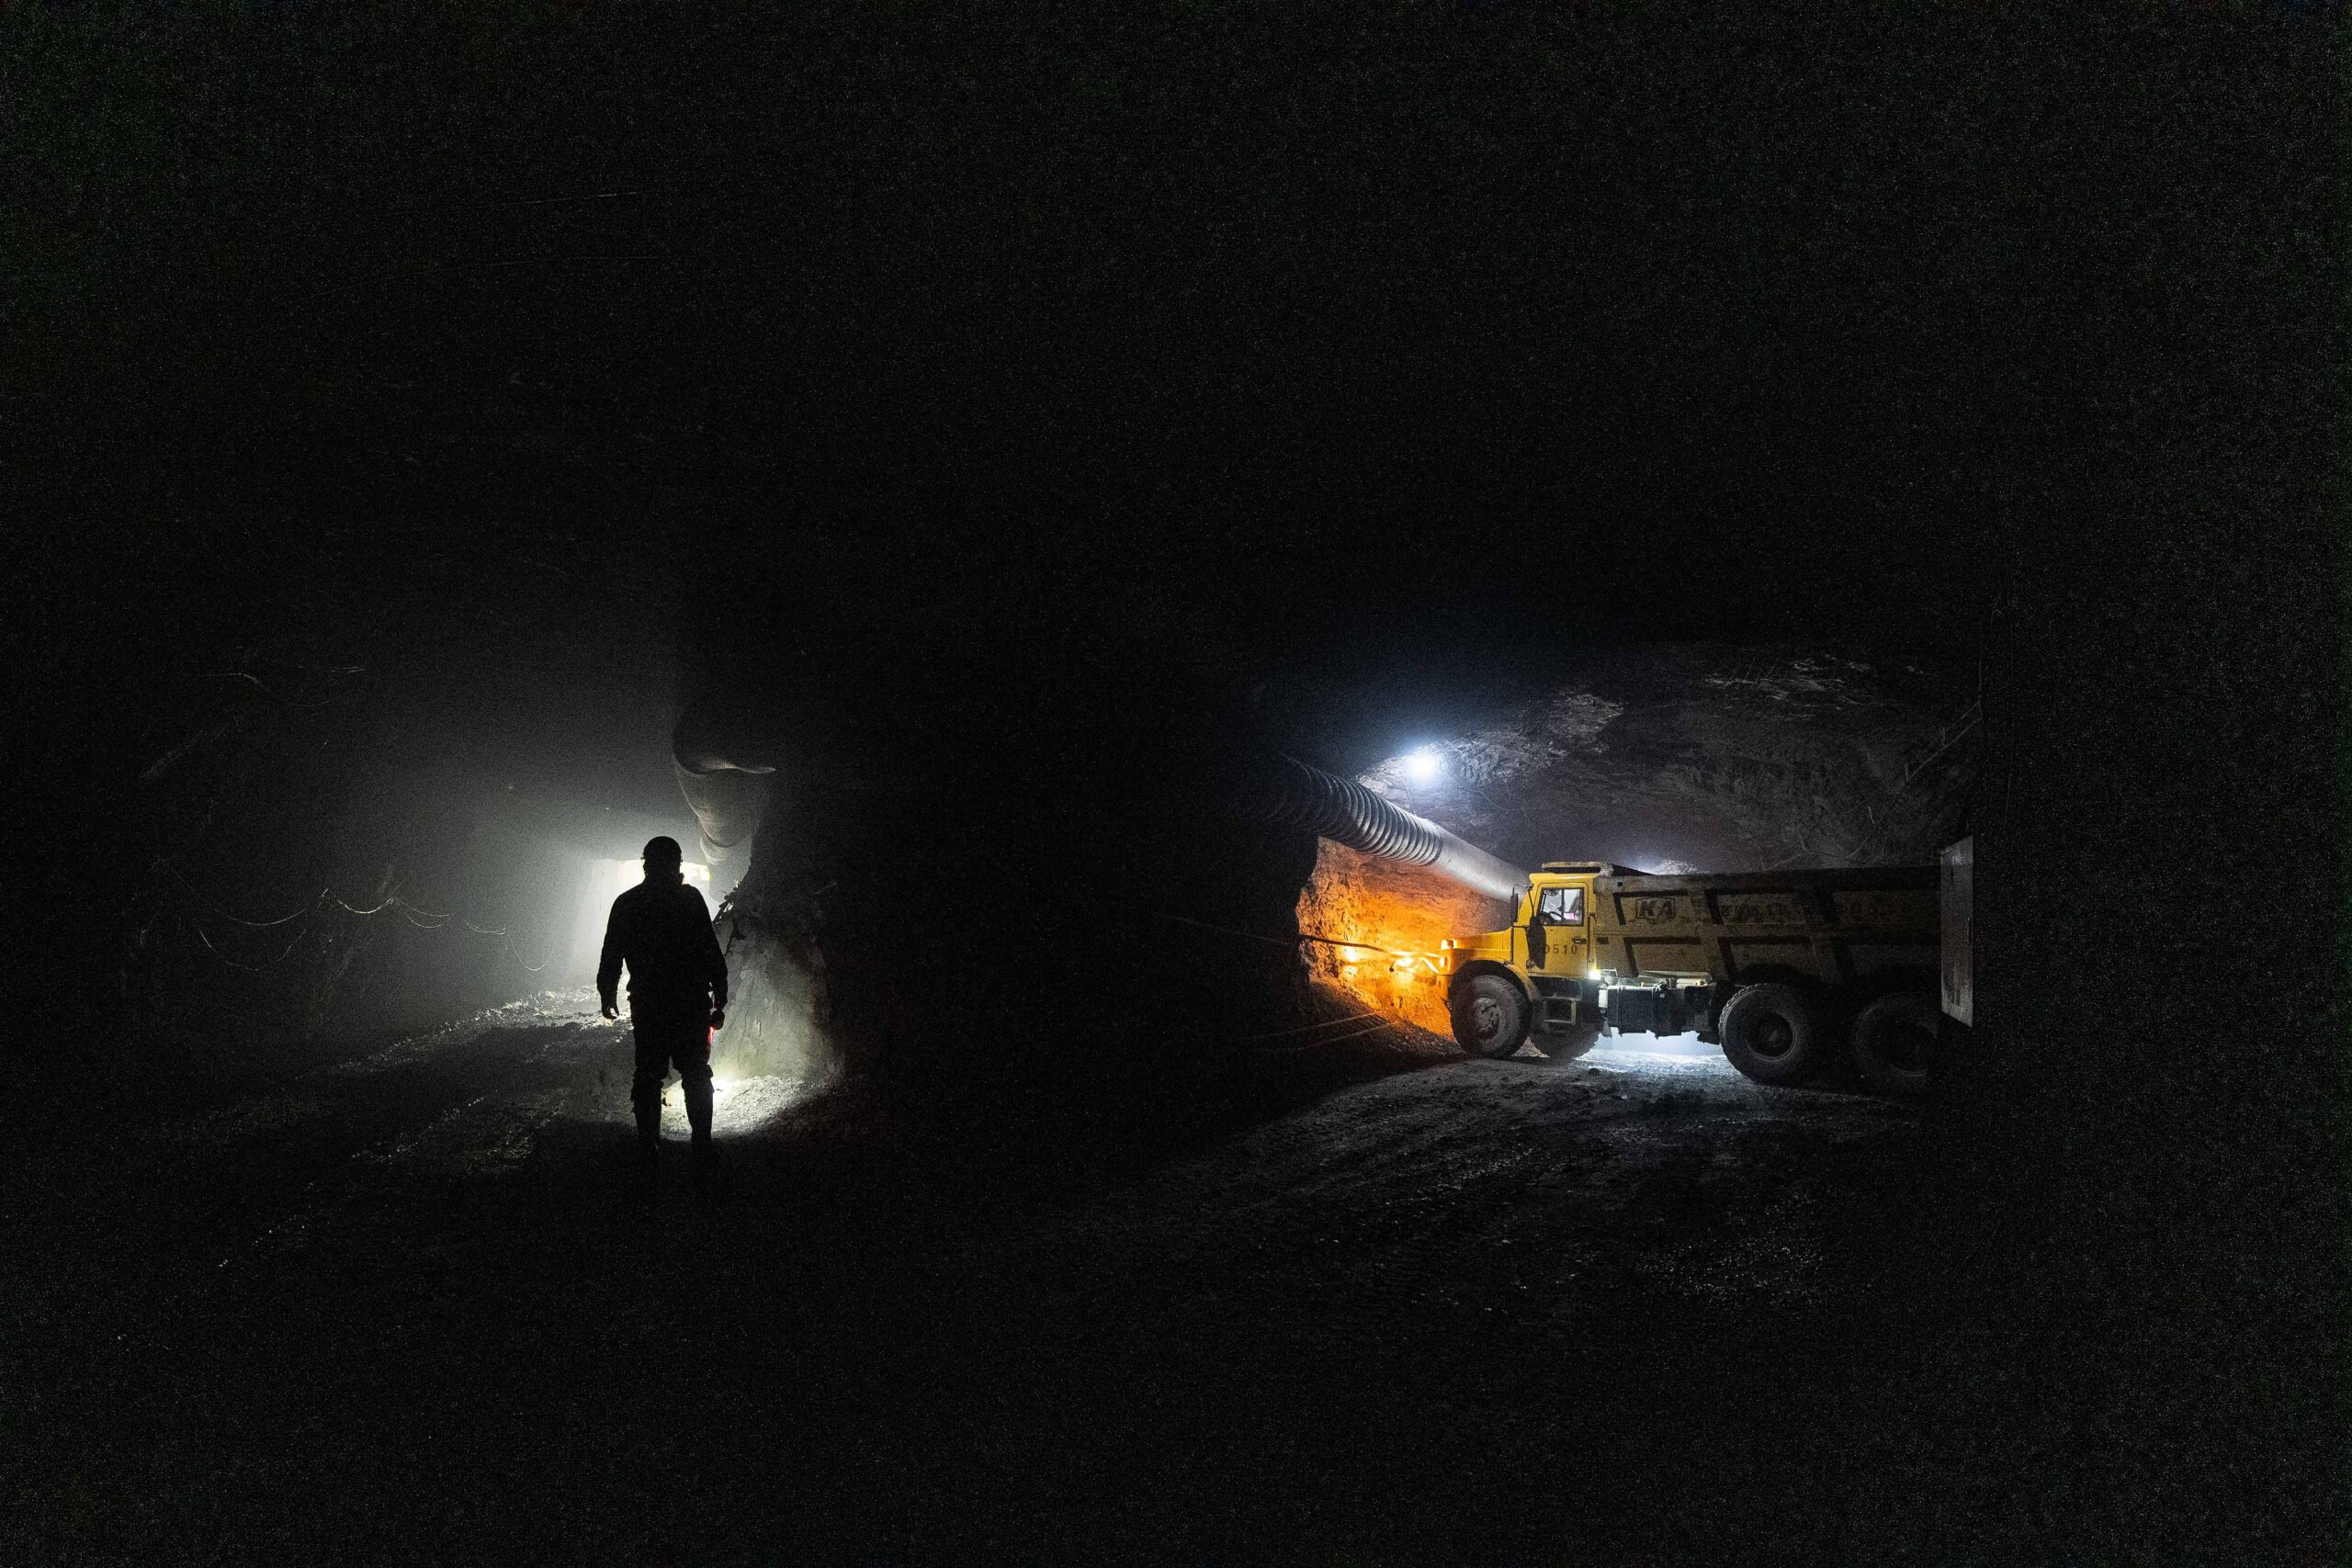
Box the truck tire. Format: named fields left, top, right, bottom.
left=1717, top=983, right=1827, bottom=1086
left=1850, top=992, right=1939, bottom=1099
left=1452, top=974, right=1531, bottom=1058
left=1540, top=1021, right=1603, bottom=1064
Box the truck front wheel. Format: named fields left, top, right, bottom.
left=1451, top=975, right=1531, bottom=1059
left=1718, top=983, right=1827, bottom=1086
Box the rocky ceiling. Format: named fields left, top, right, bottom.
left=1353, top=644, right=1975, bottom=875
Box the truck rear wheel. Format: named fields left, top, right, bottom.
left=1452, top=974, right=1531, bottom=1059
left=1850, top=992, right=1938, bottom=1099
left=1718, top=983, right=1827, bottom=1086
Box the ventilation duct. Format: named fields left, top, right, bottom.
left=1227, top=754, right=1531, bottom=903
left=672, top=713, right=775, bottom=869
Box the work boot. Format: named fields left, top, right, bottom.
left=666, top=1070, right=714, bottom=1187
left=630, top=1079, right=662, bottom=1193
left=689, top=1134, right=722, bottom=1190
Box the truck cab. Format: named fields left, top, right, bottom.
left=1438, top=862, right=1628, bottom=1060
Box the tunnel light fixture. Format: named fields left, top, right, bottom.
left=1402, top=747, right=1446, bottom=784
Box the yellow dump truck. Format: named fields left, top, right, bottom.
left=1437, top=860, right=1941, bottom=1095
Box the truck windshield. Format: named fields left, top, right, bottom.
left=1536, top=886, right=1584, bottom=925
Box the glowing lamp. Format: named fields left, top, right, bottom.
left=1401, top=747, right=1445, bottom=784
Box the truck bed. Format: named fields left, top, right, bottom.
left=1590, top=865, right=1938, bottom=989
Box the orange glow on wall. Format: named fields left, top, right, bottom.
left=1295, top=839, right=1514, bottom=1037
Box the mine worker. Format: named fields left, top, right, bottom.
left=598, top=835, right=729, bottom=1184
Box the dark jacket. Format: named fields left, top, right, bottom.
left=597, top=879, right=728, bottom=1012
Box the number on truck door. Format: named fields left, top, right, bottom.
left=1527, top=883, right=1590, bottom=978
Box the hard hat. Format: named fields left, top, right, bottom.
left=641, top=835, right=684, bottom=864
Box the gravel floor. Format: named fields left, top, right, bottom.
left=0, top=993, right=2149, bottom=1563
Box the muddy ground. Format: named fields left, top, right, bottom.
left=0, top=992, right=2266, bottom=1563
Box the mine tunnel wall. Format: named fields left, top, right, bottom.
left=676, top=586, right=1339, bottom=1152
left=715, top=760, right=1325, bottom=1152
left=712, top=756, right=1515, bottom=1110
left=1297, top=841, right=1512, bottom=1037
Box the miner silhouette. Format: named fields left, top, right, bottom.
left=597, top=835, right=729, bottom=1184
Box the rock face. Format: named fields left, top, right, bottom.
left=1350, top=644, right=1973, bottom=874
left=1295, top=843, right=1510, bottom=1038
left=681, top=602, right=1325, bottom=1147
left=706, top=892, right=838, bottom=1090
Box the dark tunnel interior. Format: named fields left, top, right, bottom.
left=6, top=3, right=2337, bottom=1562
